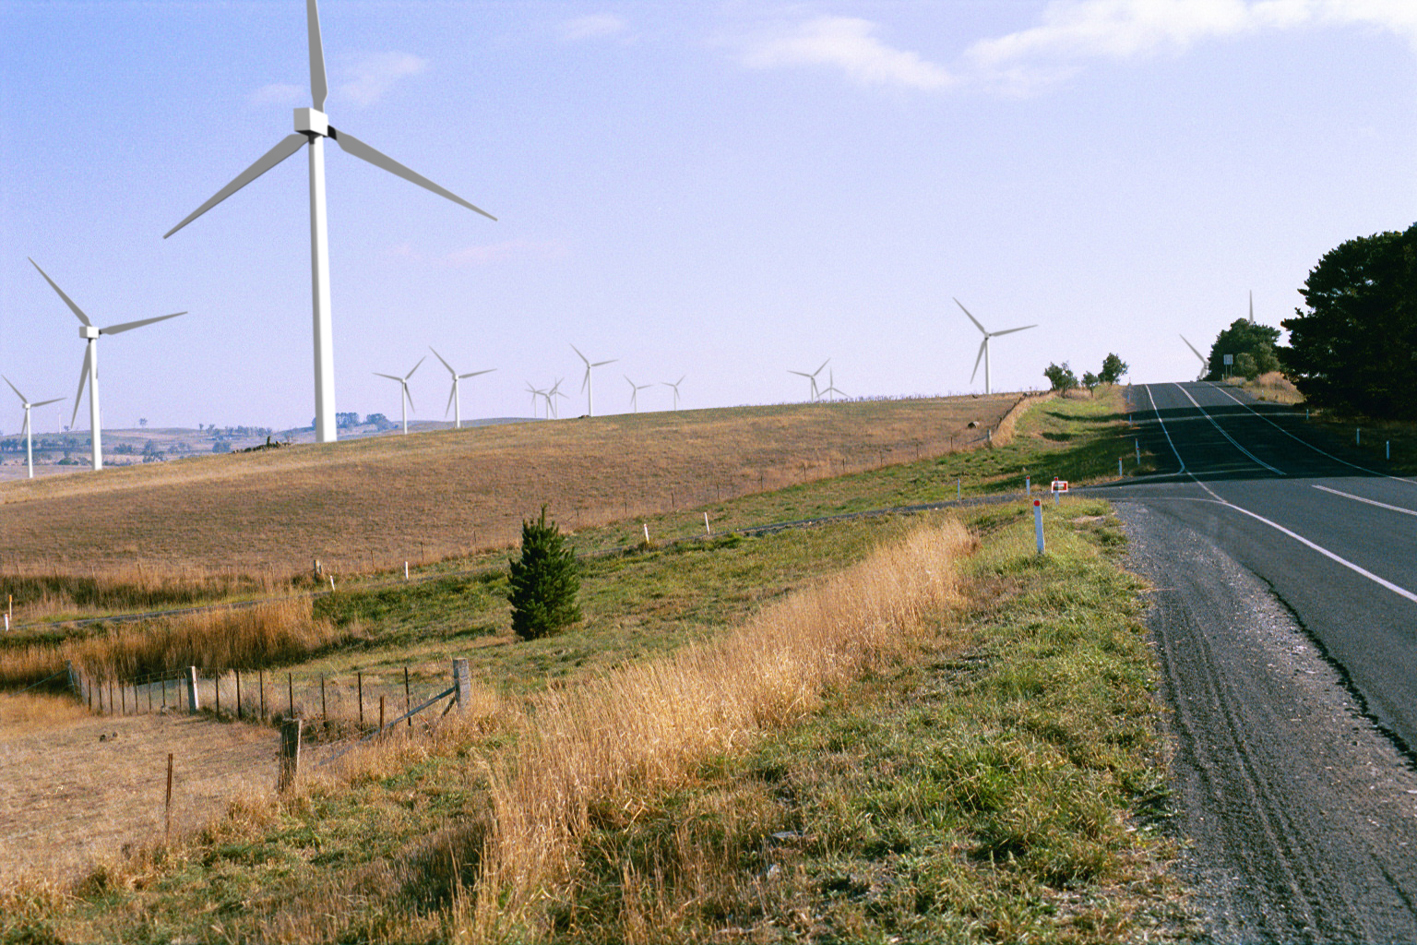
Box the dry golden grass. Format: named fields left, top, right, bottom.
left=468, top=518, right=974, bottom=939
left=0, top=598, right=348, bottom=690
left=991, top=390, right=1054, bottom=447
left=1234, top=370, right=1304, bottom=404
left=0, top=397, right=1014, bottom=583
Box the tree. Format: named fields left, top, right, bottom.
left=507, top=506, right=581, bottom=640
left=1098, top=353, right=1128, bottom=384
left=336, top=411, right=361, bottom=429
left=1043, top=362, right=1077, bottom=392
left=1081, top=371, right=1099, bottom=392
left=1207, top=319, right=1280, bottom=380
left=1280, top=223, right=1417, bottom=418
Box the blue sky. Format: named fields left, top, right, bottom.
left=3, top=0, right=1415, bottom=433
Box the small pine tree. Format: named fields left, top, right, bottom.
left=508, top=505, right=581, bottom=640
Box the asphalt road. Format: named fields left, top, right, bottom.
left=1102, top=382, right=1417, bottom=942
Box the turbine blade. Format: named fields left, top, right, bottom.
left=374, top=372, right=402, bottom=381
left=307, top=0, right=328, bottom=111
left=991, top=324, right=1036, bottom=337
left=33, top=397, right=64, bottom=408
left=970, top=339, right=987, bottom=384
left=814, top=358, right=830, bottom=376
left=1180, top=335, right=1206, bottom=362
left=2, top=375, right=26, bottom=403
left=1249, top=290, right=1254, bottom=324
left=21, top=412, right=29, bottom=438
left=445, top=383, right=457, bottom=418
left=70, top=347, right=91, bottom=429
left=954, top=298, right=987, bottom=336
left=429, top=346, right=456, bottom=375
left=404, top=384, right=416, bottom=413
left=570, top=343, right=589, bottom=365
left=593, top=358, right=617, bottom=367
left=101, top=311, right=186, bottom=335
left=580, top=369, right=589, bottom=393
left=164, top=134, right=309, bottom=239
left=459, top=368, right=495, bottom=379
left=405, top=356, right=426, bottom=380
left=29, top=259, right=92, bottom=326
left=788, top=370, right=811, bottom=378
left=328, top=127, right=496, bottom=221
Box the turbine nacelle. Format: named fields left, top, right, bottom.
left=80, top=325, right=100, bottom=340
left=294, top=107, right=329, bottom=137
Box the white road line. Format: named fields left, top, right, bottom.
left=1143, top=387, right=1417, bottom=606
left=1173, top=384, right=1286, bottom=476
left=1206, top=382, right=1417, bottom=487
left=1313, top=484, right=1417, bottom=518
left=1144, top=384, right=1187, bottom=473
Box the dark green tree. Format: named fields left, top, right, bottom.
left=507, top=505, right=581, bottom=640
left=1043, top=362, right=1077, bottom=392
left=1081, top=371, right=1099, bottom=391
left=1280, top=223, right=1417, bottom=418
left=1207, top=319, right=1280, bottom=380
left=1098, top=353, right=1129, bottom=384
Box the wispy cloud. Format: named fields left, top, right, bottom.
left=559, top=13, right=630, bottom=43
left=339, top=52, right=428, bottom=106
left=964, top=0, right=1417, bottom=92
left=249, top=82, right=304, bottom=107
left=739, top=16, right=954, bottom=90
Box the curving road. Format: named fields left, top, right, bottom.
left=1102, top=382, right=1417, bottom=942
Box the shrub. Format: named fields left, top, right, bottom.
left=508, top=506, right=582, bottom=640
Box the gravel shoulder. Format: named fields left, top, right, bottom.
left=1118, top=500, right=1417, bottom=943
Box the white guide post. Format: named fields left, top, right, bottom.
left=1033, top=499, right=1045, bottom=555
left=308, top=134, right=337, bottom=445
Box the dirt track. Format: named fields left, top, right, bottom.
left=1120, top=502, right=1417, bottom=942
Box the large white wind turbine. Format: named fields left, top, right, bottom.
left=661, top=375, right=685, bottom=410
left=1181, top=335, right=1209, bottom=381
left=164, top=0, right=495, bottom=446
left=429, top=348, right=493, bottom=430
left=572, top=345, right=616, bottom=416
left=955, top=299, right=1035, bottom=396
left=30, top=259, right=186, bottom=472
left=789, top=358, right=830, bottom=402
left=625, top=375, right=652, bottom=412
left=374, top=357, right=424, bottom=434
left=3, top=377, right=62, bottom=480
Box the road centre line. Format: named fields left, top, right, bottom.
left=1207, top=382, right=1417, bottom=487
left=1173, top=384, right=1286, bottom=476
left=1144, top=386, right=1417, bottom=607
left=1313, top=484, right=1417, bottom=518
left=1144, top=384, right=1187, bottom=474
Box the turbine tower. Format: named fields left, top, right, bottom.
left=625, top=375, right=652, bottom=412
left=430, top=348, right=493, bottom=429
left=1248, top=290, right=1255, bottom=325
left=955, top=298, right=1036, bottom=395
left=1181, top=335, right=1208, bottom=381
left=30, top=259, right=186, bottom=472
left=571, top=344, right=616, bottom=416
left=789, top=358, right=830, bottom=402
left=661, top=375, right=685, bottom=410
left=164, top=0, right=495, bottom=446
left=3, top=376, right=62, bottom=479
left=374, top=356, right=424, bottom=434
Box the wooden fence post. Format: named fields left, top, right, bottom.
left=453, top=658, right=471, bottom=711
left=186, top=666, right=200, bottom=713
left=404, top=668, right=412, bottom=729
left=164, top=752, right=174, bottom=845
left=287, top=673, right=294, bottom=719
left=259, top=669, right=266, bottom=720
left=236, top=670, right=243, bottom=721
left=357, top=672, right=364, bottom=727
left=277, top=719, right=302, bottom=793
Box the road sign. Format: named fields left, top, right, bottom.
left=1223, top=354, right=1234, bottom=365
left=1051, top=479, right=1069, bottom=493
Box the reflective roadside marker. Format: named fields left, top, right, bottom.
left=957, top=478, right=961, bottom=499
left=643, top=523, right=650, bottom=543
left=704, top=512, right=712, bottom=535
left=1118, top=458, right=1124, bottom=477
left=1026, top=476, right=1031, bottom=495
left=1357, top=427, right=1361, bottom=445
left=1135, top=439, right=1141, bottom=463
left=1033, top=499, right=1045, bottom=555
left=1387, top=441, right=1391, bottom=460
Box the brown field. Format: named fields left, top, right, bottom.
left=0, top=396, right=1015, bottom=581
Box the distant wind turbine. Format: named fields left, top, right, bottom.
left=525, top=381, right=547, bottom=418
left=822, top=369, right=846, bottom=402
left=547, top=378, right=568, bottom=418
left=429, top=348, right=493, bottom=429
left=955, top=299, right=1036, bottom=396
left=572, top=344, right=616, bottom=416
left=3, top=376, right=63, bottom=479
left=661, top=375, right=685, bottom=410
left=374, top=357, right=424, bottom=434
left=789, top=358, right=830, bottom=402
left=1181, top=335, right=1209, bottom=381
left=625, top=375, right=652, bottom=412
left=163, top=0, right=495, bottom=446
left=30, top=259, right=186, bottom=472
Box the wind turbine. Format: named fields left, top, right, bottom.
left=524, top=382, right=547, bottom=418
left=571, top=344, right=616, bottom=416
left=822, top=369, right=846, bottom=402
left=163, top=0, right=495, bottom=446
left=429, top=348, right=493, bottom=429
left=1248, top=290, right=1255, bottom=325
left=955, top=299, right=1035, bottom=396
left=789, top=358, right=830, bottom=402
left=546, top=378, right=568, bottom=419
left=30, top=259, right=186, bottom=472
left=1181, top=335, right=1209, bottom=381
left=374, top=357, right=424, bottom=434
left=3, top=377, right=62, bottom=479
left=625, top=375, right=652, bottom=412
left=661, top=375, right=685, bottom=410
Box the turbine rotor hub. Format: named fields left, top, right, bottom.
left=80, top=325, right=100, bottom=340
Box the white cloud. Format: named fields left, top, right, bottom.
left=739, top=16, right=955, bottom=91
left=339, top=52, right=428, bottom=106
left=559, top=13, right=629, bottom=42
left=963, top=0, right=1417, bottom=92
left=249, top=83, right=303, bottom=107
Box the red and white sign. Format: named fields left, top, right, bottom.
left=1050, top=479, right=1070, bottom=493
